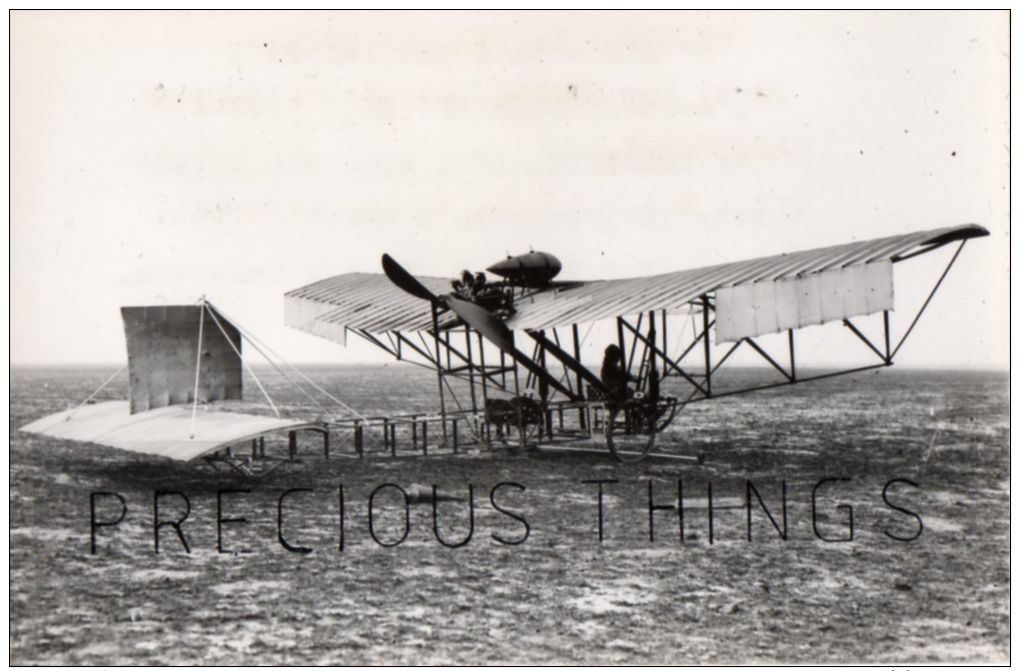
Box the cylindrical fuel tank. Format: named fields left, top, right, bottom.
left=486, top=251, right=562, bottom=287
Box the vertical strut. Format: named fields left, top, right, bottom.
left=661, top=309, right=668, bottom=366
left=552, top=328, right=572, bottom=396
left=647, top=310, right=658, bottom=394
left=572, top=323, right=586, bottom=429
left=616, top=316, right=626, bottom=374
left=477, top=333, right=490, bottom=441
left=538, top=331, right=550, bottom=435
left=626, top=313, right=643, bottom=375
left=430, top=303, right=449, bottom=447
left=510, top=331, right=521, bottom=397
left=464, top=328, right=478, bottom=413
left=189, top=301, right=206, bottom=439
left=883, top=310, right=891, bottom=362
left=788, top=329, right=796, bottom=381
left=702, top=295, right=712, bottom=397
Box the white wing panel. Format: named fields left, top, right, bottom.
left=716, top=260, right=894, bottom=342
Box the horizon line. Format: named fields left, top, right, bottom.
left=8, top=361, right=1010, bottom=373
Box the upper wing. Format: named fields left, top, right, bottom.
left=284, top=224, right=988, bottom=343
left=503, top=224, right=987, bottom=333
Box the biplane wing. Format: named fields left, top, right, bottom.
left=284, top=224, right=989, bottom=343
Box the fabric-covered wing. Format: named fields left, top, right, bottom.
left=503, top=224, right=987, bottom=332
left=285, top=272, right=455, bottom=344
left=284, top=224, right=987, bottom=344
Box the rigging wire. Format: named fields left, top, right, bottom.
left=229, top=321, right=345, bottom=418
left=205, top=299, right=368, bottom=422
left=64, top=364, right=128, bottom=421
left=189, top=300, right=206, bottom=439
left=551, top=321, right=595, bottom=390
left=203, top=303, right=281, bottom=418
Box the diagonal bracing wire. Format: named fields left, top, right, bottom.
left=189, top=301, right=206, bottom=439
left=551, top=321, right=595, bottom=391
left=203, top=304, right=281, bottom=418
left=204, top=299, right=368, bottom=422
left=64, top=364, right=128, bottom=421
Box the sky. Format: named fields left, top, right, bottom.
left=10, top=10, right=1010, bottom=369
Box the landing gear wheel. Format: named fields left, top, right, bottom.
left=516, top=418, right=541, bottom=452
left=605, top=404, right=657, bottom=463
left=510, top=397, right=544, bottom=452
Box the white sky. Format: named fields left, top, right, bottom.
left=10, top=10, right=1010, bottom=368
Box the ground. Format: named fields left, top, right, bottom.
left=9, top=366, right=1010, bottom=664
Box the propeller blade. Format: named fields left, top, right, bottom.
left=446, top=296, right=576, bottom=399
left=379, top=258, right=579, bottom=400
left=381, top=254, right=439, bottom=303
left=444, top=296, right=514, bottom=352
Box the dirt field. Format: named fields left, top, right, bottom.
left=9, top=365, right=1009, bottom=664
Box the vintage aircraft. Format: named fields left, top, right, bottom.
left=284, top=222, right=989, bottom=462
left=22, top=223, right=989, bottom=469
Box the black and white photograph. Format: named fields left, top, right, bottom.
left=9, top=9, right=1010, bottom=665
